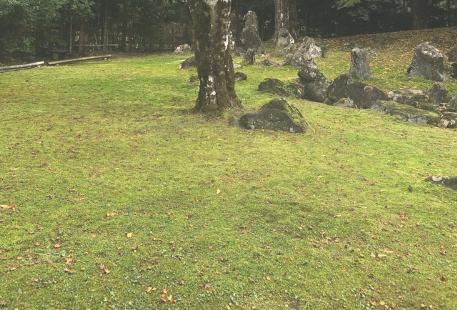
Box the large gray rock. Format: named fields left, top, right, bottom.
left=277, top=29, right=295, bottom=51
left=388, top=89, right=428, bottom=105
left=447, top=46, right=457, bottom=62
left=408, top=43, right=445, bottom=81
left=284, top=37, right=322, bottom=67
left=298, top=66, right=329, bottom=103
left=326, top=74, right=352, bottom=104
left=239, top=98, right=306, bottom=133
left=240, top=11, right=262, bottom=52
left=349, top=48, right=371, bottom=80
left=347, top=82, right=388, bottom=109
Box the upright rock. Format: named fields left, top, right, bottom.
left=447, top=46, right=457, bottom=63
left=349, top=48, right=371, bottom=80
left=298, top=65, right=329, bottom=103
left=428, top=83, right=449, bottom=104
left=240, top=11, right=262, bottom=52
left=450, top=63, right=457, bottom=79
left=243, top=49, right=256, bottom=65
left=284, top=37, right=322, bottom=67
left=448, top=95, right=457, bottom=112
left=408, top=43, right=445, bottom=82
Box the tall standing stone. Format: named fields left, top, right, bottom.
left=243, top=49, right=256, bottom=65
left=349, top=48, right=371, bottom=80
left=240, top=11, right=262, bottom=52
left=408, top=42, right=445, bottom=82
left=447, top=46, right=457, bottom=63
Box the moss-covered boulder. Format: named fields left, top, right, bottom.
left=239, top=98, right=306, bottom=133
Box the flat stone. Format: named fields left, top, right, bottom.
left=372, top=101, right=439, bottom=125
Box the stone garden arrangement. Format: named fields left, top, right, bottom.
left=233, top=40, right=457, bottom=133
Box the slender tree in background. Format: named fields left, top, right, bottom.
left=189, top=0, right=242, bottom=113
left=274, top=0, right=294, bottom=48
left=411, top=0, right=429, bottom=29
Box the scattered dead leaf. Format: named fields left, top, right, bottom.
left=0, top=204, right=16, bottom=211
left=144, top=287, right=157, bottom=293
left=99, top=264, right=111, bottom=274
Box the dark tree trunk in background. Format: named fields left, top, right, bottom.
left=103, top=0, right=109, bottom=52
left=289, top=0, right=298, bottom=38
left=79, top=19, right=87, bottom=56
left=274, top=0, right=294, bottom=48
left=411, top=0, right=428, bottom=29
left=189, top=0, right=242, bottom=113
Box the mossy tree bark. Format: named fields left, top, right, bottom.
left=189, top=0, right=242, bottom=113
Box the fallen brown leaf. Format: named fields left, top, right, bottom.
left=0, top=204, right=16, bottom=211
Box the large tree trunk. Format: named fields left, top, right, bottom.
left=411, top=0, right=428, bottom=29
left=274, top=0, right=294, bottom=49
left=189, top=0, right=242, bottom=113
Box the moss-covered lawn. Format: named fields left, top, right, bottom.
left=0, top=28, right=456, bottom=309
